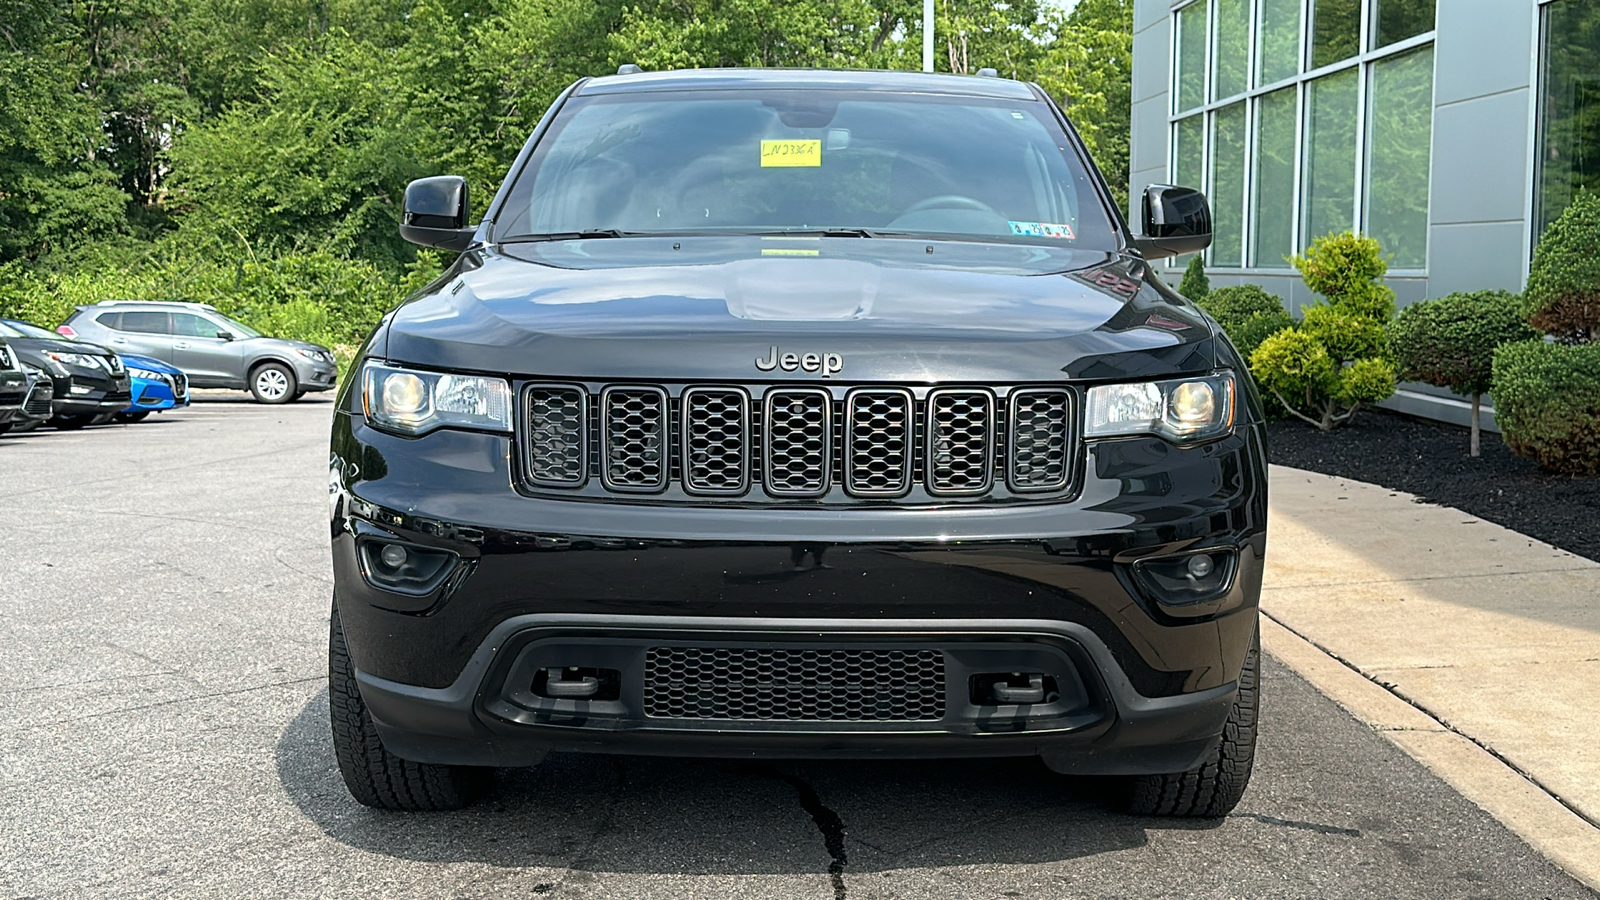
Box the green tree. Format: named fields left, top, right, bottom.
left=1251, top=232, right=1397, bottom=430
left=1390, top=290, right=1536, bottom=456
left=1035, top=0, right=1132, bottom=213
left=1178, top=254, right=1209, bottom=301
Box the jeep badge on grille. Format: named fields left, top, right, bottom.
left=755, top=346, right=844, bottom=377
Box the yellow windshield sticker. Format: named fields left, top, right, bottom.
left=761, top=248, right=820, bottom=256
left=760, top=139, right=822, bottom=167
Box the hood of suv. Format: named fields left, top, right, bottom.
left=382, top=239, right=1217, bottom=383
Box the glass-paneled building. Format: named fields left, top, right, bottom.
left=1129, top=0, right=1600, bottom=425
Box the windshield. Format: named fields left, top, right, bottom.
left=495, top=90, right=1118, bottom=249
left=0, top=319, right=61, bottom=340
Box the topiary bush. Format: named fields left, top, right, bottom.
left=1179, top=254, right=1209, bottom=301
left=1491, top=341, right=1600, bottom=475
left=1390, top=290, right=1537, bottom=456
left=1249, top=232, right=1396, bottom=430
left=1522, top=190, right=1600, bottom=343
left=1493, top=192, right=1600, bottom=474
left=1197, top=283, right=1293, bottom=363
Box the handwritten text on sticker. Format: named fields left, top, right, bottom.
left=761, top=139, right=822, bottom=167
left=1008, top=220, right=1076, bottom=239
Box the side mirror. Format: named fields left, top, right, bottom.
left=216, top=331, right=234, bottom=341
left=1131, top=185, right=1213, bottom=260
left=400, top=176, right=475, bottom=252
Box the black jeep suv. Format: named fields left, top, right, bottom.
left=329, top=68, right=1265, bottom=817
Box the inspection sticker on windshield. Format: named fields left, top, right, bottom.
left=761, top=139, right=822, bottom=167
left=1008, top=220, right=1075, bottom=239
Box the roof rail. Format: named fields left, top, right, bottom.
left=617, top=64, right=643, bottom=75
left=976, top=67, right=999, bottom=77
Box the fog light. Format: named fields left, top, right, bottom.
left=359, top=540, right=458, bottom=596
left=1130, top=549, right=1237, bottom=607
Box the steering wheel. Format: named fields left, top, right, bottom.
left=900, top=194, right=1003, bottom=218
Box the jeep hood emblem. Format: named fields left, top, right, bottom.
left=755, top=346, right=844, bottom=377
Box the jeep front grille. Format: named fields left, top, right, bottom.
left=846, top=389, right=913, bottom=496
left=643, top=646, right=946, bottom=721
left=682, top=387, right=749, bottom=494
left=601, top=386, right=668, bottom=491
left=927, top=389, right=994, bottom=495
left=519, top=383, right=1076, bottom=503
left=763, top=388, right=832, bottom=497
left=1008, top=388, right=1072, bottom=491
left=524, top=386, right=587, bottom=486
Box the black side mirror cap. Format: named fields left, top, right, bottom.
left=1130, top=184, right=1213, bottom=260
left=216, top=331, right=234, bottom=341
left=400, top=176, right=476, bottom=252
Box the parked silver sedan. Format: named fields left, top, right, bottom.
left=60, top=301, right=338, bottom=403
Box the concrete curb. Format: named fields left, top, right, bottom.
left=1262, top=614, right=1600, bottom=893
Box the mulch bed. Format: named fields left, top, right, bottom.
left=1265, top=408, right=1600, bottom=564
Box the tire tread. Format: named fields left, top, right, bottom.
left=328, top=603, right=491, bottom=810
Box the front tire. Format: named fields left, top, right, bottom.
left=250, top=362, right=296, bottom=404
left=1125, top=629, right=1260, bottom=818
left=51, top=415, right=92, bottom=430
left=328, top=602, right=493, bottom=810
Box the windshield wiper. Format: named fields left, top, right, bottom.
left=497, top=230, right=638, bottom=244
left=748, top=228, right=888, bottom=238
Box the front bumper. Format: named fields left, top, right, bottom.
left=294, top=359, right=339, bottom=392
left=124, top=376, right=185, bottom=412
left=331, top=410, right=1267, bottom=773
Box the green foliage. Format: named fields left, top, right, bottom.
left=0, top=0, right=1134, bottom=352
left=1196, top=284, right=1291, bottom=362
left=1035, top=0, right=1132, bottom=213
left=1291, top=231, right=1395, bottom=320
left=0, top=243, right=436, bottom=364
left=1178, top=255, right=1209, bottom=301
left=1390, top=291, right=1537, bottom=398
left=1524, top=189, right=1600, bottom=342
left=1491, top=340, right=1600, bottom=476
left=1252, top=231, right=1397, bottom=430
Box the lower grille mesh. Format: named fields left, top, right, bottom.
left=644, top=646, right=946, bottom=721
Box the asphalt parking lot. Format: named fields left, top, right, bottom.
left=2, top=398, right=1594, bottom=899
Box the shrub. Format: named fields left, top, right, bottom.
left=1250, top=232, right=1397, bottom=430
left=1197, top=284, right=1293, bottom=362
left=1178, top=255, right=1209, bottom=301
left=1491, top=341, right=1600, bottom=475
left=1291, top=231, right=1395, bottom=320
left=1390, top=290, right=1537, bottom=455
left=1523, top=190, right=1600, bottom=343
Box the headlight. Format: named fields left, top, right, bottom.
left=296, top=348, right=327, bottom=362
left=362, top=362, right=512, bottom=436
left=46, top=351, right=100, bottom=370
left=1085, top=372, right=1236, bottom=443
left=129, top=367, right=164, bottom=381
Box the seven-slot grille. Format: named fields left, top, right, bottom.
left=519, top=384, right=1077, bottom=501
left=643, top=646, right=946, bottom=721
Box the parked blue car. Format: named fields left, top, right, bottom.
left=117, top=353, right=190, bottom=423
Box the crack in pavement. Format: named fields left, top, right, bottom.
left=760, top=766, right=849, bottom=900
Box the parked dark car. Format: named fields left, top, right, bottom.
left=7, top=364, right=57, bottom=433
left=328, top=68, right=1260, bottom=818
left=0, top=338, right=27, bottom=433
left=60, top=301, right=337, bottom=404
left=0, top=319, right=131, bottom=429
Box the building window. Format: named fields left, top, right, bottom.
left=1169, top=0, right=1434, bottom=271
left=1536, top=0, right=1600, bottom=240
left=1366, top=45, right=1434, bottom=269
